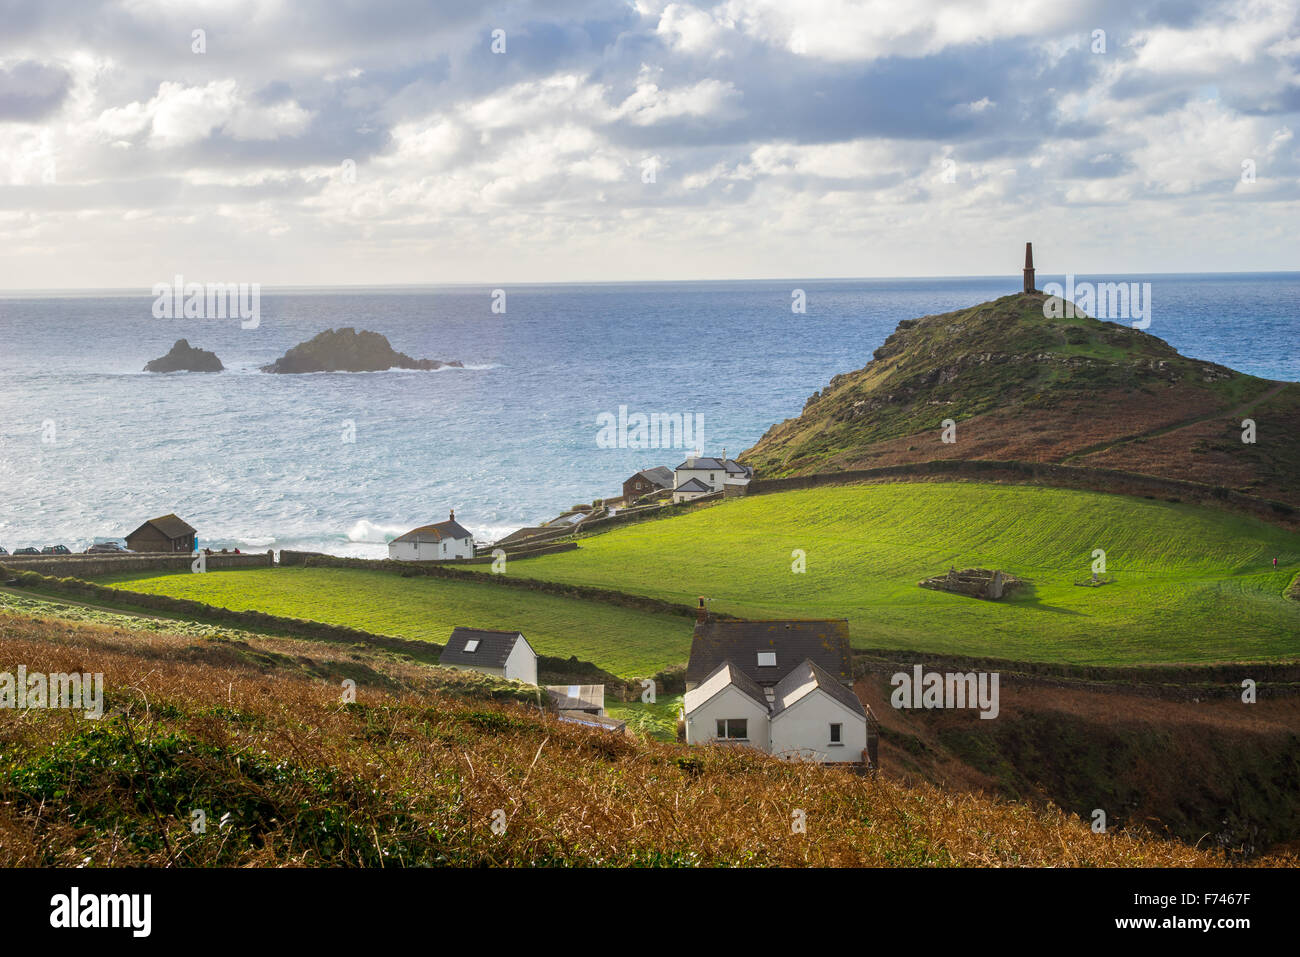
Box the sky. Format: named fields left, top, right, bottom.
left=0, top=0, right=1297, bottom=289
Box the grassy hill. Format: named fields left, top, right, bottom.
left=0, top=603, right=1234, bottom=867
left=92, top=566, right=690, bottom=679
left=742, top=293, right=1300, bottom=505
left=465, top=482, right=1300, bottom=665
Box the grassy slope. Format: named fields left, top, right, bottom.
left=94, top=566, right=689, bottom=679
left=742, top=293, right=1298, bottom=504
left=1, top=609, right=1230, bottom=867
left=467, top=483, right=1300, bottom=665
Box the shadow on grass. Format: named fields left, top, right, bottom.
left=1005, top=583, right=1085, bottom=617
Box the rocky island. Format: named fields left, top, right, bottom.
left=143, top=339, right=224, bottom=372
left=261, top=327, right=464, bottom=373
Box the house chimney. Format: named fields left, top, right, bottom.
left=696, top=596, right=708, bottom=623
left=1023, top=242, right=1036, bottom=294
left=721, top=448, right=727, bottom=463
left=449, top=509, right=455, bottom=521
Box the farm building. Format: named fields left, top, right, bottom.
left=124, top=513, right=197, bottom=553
left=681, top=608, right=868, bottom=763
left=388, top=510, right=474, bottom=561
left=438, top=627, right=538, bottom=685
left=623, top=466, right=673, bottom=501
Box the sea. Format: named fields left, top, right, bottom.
left=1, top=273, right=1296, bottom=558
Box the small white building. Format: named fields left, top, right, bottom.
left=388, top=510, right=474, bottom=561
left=438, top=627, right=538, bottom=685
left=672, top=477, right=713, bottom=504
left=673, top=451, right=753, bottom=497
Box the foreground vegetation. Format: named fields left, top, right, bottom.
left=478, top=483, right=1300, bottom=665
left=0, top=607, right=1240, bottom=867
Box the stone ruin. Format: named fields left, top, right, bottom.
left=918, top=567, right=1023, bottom=600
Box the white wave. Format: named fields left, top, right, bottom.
left=346, top=518, right=410, bottom=543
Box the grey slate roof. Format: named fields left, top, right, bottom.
left=633, top=466, right=674, bottom=488
left=674, top=478, right=712, bottom=493
left=674, top=457, right=753, bottom=477
left=686, top=618, right=853, bottom=687
left=771, top=659, right=866, bottom=717
left=393, top=518, right=472, bottom=544
left=439, top=627, right=531, bottom=668
left=129, top=513, right=196, bottom=540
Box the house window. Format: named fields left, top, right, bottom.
left=715, top=718, right=748, bottom=740
left=464, top=639, right=480, bottom=653
left=829, top=723, right=842, bottom=745
left=757, top=652, right=777, bottom=668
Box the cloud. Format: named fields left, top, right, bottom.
left=0, top=59, right=71, bottom=120
left=0, top=0, right=1297, bottom=285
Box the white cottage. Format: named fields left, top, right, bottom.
left=388, top=510, right=474, bottom=561
left=681, top=612, right=869, bottom=763
left=673, top=451, right=753, bottom=498
left=438, top=627, right=538, bottom=685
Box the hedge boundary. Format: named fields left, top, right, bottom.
left=278, top=549, right=733, bottom=622
left=0, top=564, right=638, bottom=686
left=747, top=458, right=1297, bottom=528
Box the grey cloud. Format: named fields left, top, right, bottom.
left=0, top=59, right=71, bottom=121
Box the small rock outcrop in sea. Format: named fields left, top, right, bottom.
left=260, top=328, right=464, bottom=373
left=144, top=339, right=224, bottom=372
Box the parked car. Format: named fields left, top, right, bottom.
left=85, top=541, right=129, bottom=554
left=40, top=545, right=71, bottom=555
left=14, top=547, right=39, bottom=555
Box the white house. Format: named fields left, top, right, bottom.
left=683, top=658, right=867, bottom=763
left=673, top=451, right=753, bottom=498
left=388, top=510, right=474, bottom=561
left=438, top=627, right=538, bottom=685
left=681, top=612, right=869, bottom=763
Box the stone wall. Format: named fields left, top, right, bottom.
left=746, top=459, right=1296, bottom=527
left=0, top=550, right=273, bottom=579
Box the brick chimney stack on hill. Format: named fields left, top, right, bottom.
left=1023, top=242, right=1036, bottom=294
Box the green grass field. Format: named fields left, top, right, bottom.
left=471, top=483, right=1300, bottom=665
left=95, top=482, right=1300, bottom=672
left=93, top=567, right=690, bottom=678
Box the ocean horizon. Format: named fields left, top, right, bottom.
left=2, top=271, right=1297, bottom=558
